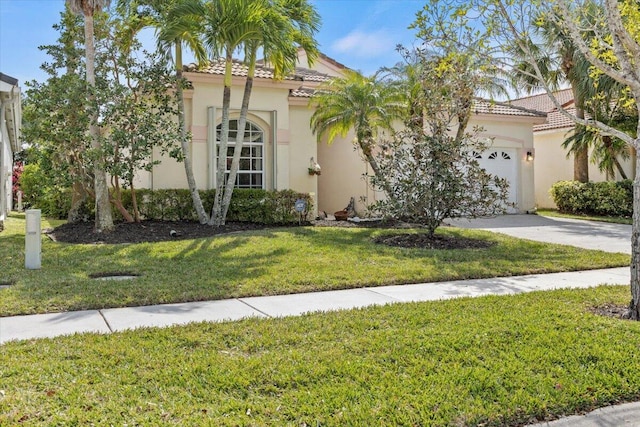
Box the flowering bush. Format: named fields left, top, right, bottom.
left=12, top=162, right=23, bottom=206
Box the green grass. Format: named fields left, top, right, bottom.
left=0, top=213, right=629, bottom=316
left=537, top=209, right=632, bottom=225
left=1, top=286, right=638, bottom=426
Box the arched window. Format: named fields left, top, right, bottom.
left=216, top=120, right=264, bottom=189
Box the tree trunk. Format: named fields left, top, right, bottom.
left=84, top=14, right=114, bottom=233
left=573, top=147, right=589, bottom=182
left=572, top=88, right=589, bottom=183
left=67, top=181, right=88, bottom=223
left=602, top=136, right=628, bottom=180
left=221, top=65, right=254, bottom=221
left=630, top=143, right=640, bottom=320
left=209, top=51, right=234, bottom=226
left=175, top=42, right=209, bottom=224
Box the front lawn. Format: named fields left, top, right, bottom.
left=0, top=213, right=629, bottom=316
left=1, top=286, right=638, bottom=426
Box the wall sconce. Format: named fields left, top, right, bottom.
left=309, top=156, right=321, bottom=175
left=526, top=150, right=534, bottom=162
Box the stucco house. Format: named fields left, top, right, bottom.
left=511, top=89, right=635, bottom=208
left=138, top=52, right=546, bottom=216
left=0, top=73, right=21, bottom=229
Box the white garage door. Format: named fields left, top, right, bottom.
left=475, top=148, right=518, bottom=212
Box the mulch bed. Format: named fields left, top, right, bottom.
left=45, top=220, right=275, bottom=244
left=46, top=219, right=490, bottom=250
left=589, top=303, right=633, bottom=320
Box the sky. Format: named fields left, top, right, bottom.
left=0, top=0, right=425, bottom=86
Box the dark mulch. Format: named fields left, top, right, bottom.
left=45, top=220, right=281, bottom=244
left=46, top=219, right=492, bottom=250
left=373, top=233, right=496, bottom=250
left=589, top=303, right=633, bottom=320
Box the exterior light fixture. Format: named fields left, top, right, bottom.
left=526, top=150, right=534, bottom=162
left=309, top=156, right=321, bottom=175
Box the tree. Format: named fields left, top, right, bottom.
left=217, top=0, right=320, bottom=223
left=99, top=42, right=182, bottom=222
left=310, top=70, right=406, bottom=181
left=371, top=1, right=511, bottom=235
left=480, top=0, right=640, bottom=319
left=509, top=16, right=592, bottom=182
left=372, top=129, right=509, bottom=236
left=117, top=0, right=210, bottom=223
left=202, top=0, right=320, bottom=226
left=67, top=0, right=115, bottom=233
left=22, top=7, right=95, bottom=220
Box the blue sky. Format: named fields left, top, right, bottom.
left=0, top=0, right=424, bottom=85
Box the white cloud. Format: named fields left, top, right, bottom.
left=331, top=29, right=397, bottom=58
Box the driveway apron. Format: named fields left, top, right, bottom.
left=448, top=214, right=631, bottom=254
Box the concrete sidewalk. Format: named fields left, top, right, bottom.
left=0, top=266, right=629, bottom=344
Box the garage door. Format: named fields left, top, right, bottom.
left=475, top=148, right=518, bottom=212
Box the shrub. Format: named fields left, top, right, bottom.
left=550, top=180, right=633, bottom=217
left=44, top=188, right=313, bottom=225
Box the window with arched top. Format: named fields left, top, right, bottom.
left=216, top=120, right=264, bottom=189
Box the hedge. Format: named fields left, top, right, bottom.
left=549, top=180, right=633, bottom=217
left=26, top=188, right=314, bottom=225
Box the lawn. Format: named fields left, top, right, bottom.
left=0, top=213, right=629, bottom=316
left=1, top=286, right=639, bottom=426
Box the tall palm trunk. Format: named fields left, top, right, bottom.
left=175, top=42, right=209, bottom=223
left=631, top=147, right=640, bottom=320
left=572, top=86, right=589, bottom=183
left=220, top=57, right=255, bottom=221
left=84, top=12, right=114, bottom=232
left=209, top=50, right=234, bottom=226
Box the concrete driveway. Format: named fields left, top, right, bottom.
left=448, top=214, right=631, bottom=254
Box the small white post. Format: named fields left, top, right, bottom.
left=25, top=209, right=41, bottom=269
left=17, top=191, right=23, bottom=212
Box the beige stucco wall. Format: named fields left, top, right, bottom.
left=533, top=127, right=635, bottom=208
left=470, top=115, right=538, bottom=213
left=317, top=133, right=378, bottom=215
left=140, top=74, right=320, bottom=216
left=317, top=115, right=540, bottom=216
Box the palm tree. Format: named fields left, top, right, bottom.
left=201, top=0, right=320, bottom=226
left=198, top=0, right=265, bottom=226
left=67, top=0, right=114, bottom=233
left=508, top=18, right=591, bottom=182
left=310, top=70, right=406, bottom=180
left=216, top=0, right=320, bottom=222
left=117, top=0, right=210, bottom=223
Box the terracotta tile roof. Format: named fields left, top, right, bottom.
left=290, top=87, right=315, bottom=98
left=185, top=59, right=332, bottom=83
left=510, top=88, right=574, bottom=113
left=510, top=89, right=576, bottom=131
left=473, top=99, right=547, bottom=118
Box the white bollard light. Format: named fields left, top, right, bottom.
left=25, top=209, right=41, bottom=269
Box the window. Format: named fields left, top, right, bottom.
left=216, top=120, right=264, bottom=189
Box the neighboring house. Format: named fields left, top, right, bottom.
left=0, top=73, right=21, bottom=230
left=139, top=52, right=545, bottom=216
left=511, top=89, right=635, bottom=208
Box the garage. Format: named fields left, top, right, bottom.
left=475, top=148, right=519, bottom=213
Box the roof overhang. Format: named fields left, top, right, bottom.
left=0, top=75, right=22, bottom=152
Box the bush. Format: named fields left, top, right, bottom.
left=44, top=188, right=313, bottom=225
left=550, top=180, right=633, bottom=217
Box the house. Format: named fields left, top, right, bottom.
left=511, top=89, right=635, bottom=208
left=138, top=52, right=545, bottom=216
left=0, top=73, right=21, bottom=230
